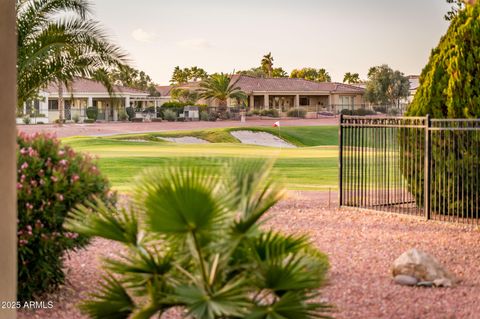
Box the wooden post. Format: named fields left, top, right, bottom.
left=424, top=114, right=431, bottom=220
left=0, top=0, right=18, bottom=318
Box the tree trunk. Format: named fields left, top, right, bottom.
left=58, top=81, right=64, bottom=126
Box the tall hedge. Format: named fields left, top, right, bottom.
left=407, top=3, right=480, bottom=118
left=404, top=3, right=480, bottom=218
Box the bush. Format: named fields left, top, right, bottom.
left=340, top=108, right=376, bottom=116
left=260, top=109, right=279, bottom=117
left=125, top=107, right=135, bottom=121
left=373, top=106, right=387, bottom=113
left=86, top=107, right=98, bottom=120
left=287, top=108, right=307, bottom=118
left=23, top=116, right=31, bottom=125
left=16, top=133, right=115, bottom=301
left=72, top=114, right=80, bottom=123
left=161, top=101, right=187, bottom=109
left=84, top=119, right=95, bottom=124
left=118, top=110, right=128, bottom=121
left=163, top=109, right=177, bottom=122
left=66, top=160, right=330, bottom=319
left=200, top=111, right=209, bottom=121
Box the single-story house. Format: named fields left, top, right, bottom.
left=24, top=78, right=170, bottom=123
left=162, top=75, right=366, bottom=116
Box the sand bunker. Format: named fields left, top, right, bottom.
left=231, top=131, right=295, bottom=148
left=159, top=136, right=210, bottom=144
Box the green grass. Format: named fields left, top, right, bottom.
left=63, top=126, right=339, bottom=192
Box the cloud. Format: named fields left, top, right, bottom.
left=176, top=38, right=213, bottom=50
left=131, top=28, right=157, bottom=43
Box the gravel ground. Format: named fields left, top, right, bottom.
left=230, top=130, right=296, bottom=148
left=18, top=191, right=480, bottom=319
left=17, top=118, right=339, bottom=138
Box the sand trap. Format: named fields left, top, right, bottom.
left=231, top=131, right=295, bottom=148
left=159, top=136, right=210, bottom=144
left=122, top=139, right=149, bottom=143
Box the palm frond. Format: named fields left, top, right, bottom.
left=65, top=198, right=141, bottom=246
left=80, top=275, right=135, bottom=319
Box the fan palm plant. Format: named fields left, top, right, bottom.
left=66, top=160, right=331, bottom=319
left=16, top=0, right=127, bottom=121
left=198, top=73, right=247, bottom=114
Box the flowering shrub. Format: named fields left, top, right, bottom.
left=17, top=132, right=115, bottom=301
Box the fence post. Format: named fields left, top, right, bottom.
left=339, top=114, right=344, bottom=207
left=424, top=114, right=431, bottom=220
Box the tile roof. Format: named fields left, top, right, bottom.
left=156, top=85, right=173, bottom=96
left=43, top=78, right=149, bottom=95
left=174, top=75, right=364, bottom=94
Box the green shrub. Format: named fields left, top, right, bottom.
left=354, top=108, right=376, bottom=116
left=260, top=109, right=280, bottom=117
left=161, top=101, right=187, bottom=109
left=125, top=107, right=135, bottom=121
left=373, top=106, right=387, bottom=113
left=163, top=109, right=177, bottom=121
left=23, top=116, right=31, bottom=125
left=200, top=111, right=209, bottom=121
left=287, top=108, right=307, bottom=118
left=66, top=160, right=330, bottom=319
left=17, top=132, right=115, bottom=302
left=86, top=107, right=98, bottom=120
left=118, top=110, right=128, bottom=121
left=72, top=114, right=80, bottom=123
left=403, top=3, right=480, bottom=218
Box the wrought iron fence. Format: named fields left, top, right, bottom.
left=339, top=115, right=480, bottom=224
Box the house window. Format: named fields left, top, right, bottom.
left=300, top=97, right=309, bottom=106
left=48, top=100, right=58, bottom=111
left=339, top=96, right=354, bottom=109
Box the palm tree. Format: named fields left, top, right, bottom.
left=343, top=72, right=361, bottom=84
left=66, top=160, right=331, bottom=319
left=261, top=52, right=274, bottom=77
left=198, top=73, right=247, bottom=114
left=16, top=0, right=127, bottom=121
left=316, top=68, right=332, bottom=82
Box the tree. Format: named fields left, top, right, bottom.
left=290, top=68, right=332, bottom=82
left=16, top=0, right=127, bottom=120
left=261, top=52, right=274, bottom=77
left=364, top=65, right=409, bottom=107
left=198, top=73, right=247, bottom=113
left=445, top=0, right=465, bottom=20
left=404, top=2, right=480, bottom=218
left=170, top=66, right=208, bottom=84
left=343, top=72, right=361, bottom=84
left=170, top=87, right=200, bottom=104
left=109, top=65, right=159, bottom=96
left=236, top=66, right=288, bottom=78
left=66, top=160, right=331, bottom=319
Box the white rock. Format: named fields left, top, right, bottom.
left=392, top=248, right=457, bottom=287
left=394, top=275, right=418, bottom=286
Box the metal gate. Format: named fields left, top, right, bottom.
left=339, top=115, right=480, bottom=224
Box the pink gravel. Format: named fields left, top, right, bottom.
left=18, top=191, right=480, bottom=319
left=17, top=118, right=338, bottom=138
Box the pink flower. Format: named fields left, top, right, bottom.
left=70, top=175, right=80, bottom=183
left=57, top=194, right=64, bottom=201
left=59, top=159, right=68, bottom=166
left=39, top=179, right=45, bottom=185
left=20, top=148, right=28, bottom=155
left=25, top=203, right=33, bottom=210
left=58, top=150, right=65, bottom=156
left=21, top=162, right=28, bottom=170
left=16, top=183, right=23, bottom=190
left=50, top=176, right=58, bottom=183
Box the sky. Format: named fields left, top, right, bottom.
left=91, top=0, right=452, bottom=85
